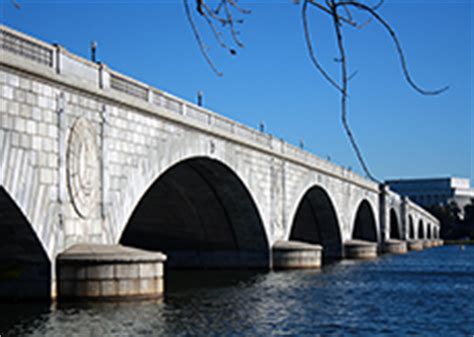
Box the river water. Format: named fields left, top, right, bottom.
left=1, top=245, right=473, bottom=336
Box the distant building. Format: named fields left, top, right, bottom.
left=386, top=177, right=474, bottom=214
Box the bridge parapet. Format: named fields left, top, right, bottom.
left=404, top=197, right=439, bottom=225
left=380, top=185, right=439, bottom=241
left=0, top=24, right=377, bottom=192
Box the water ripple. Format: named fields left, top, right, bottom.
left=1, top=245, right=474, bottom=336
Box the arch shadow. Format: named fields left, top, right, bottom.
left=408, top=215, right=415, bottom=239
left=389, top=209, right=401, bottom=239
left=120, top=157, right=270, bottom=269
left=418, top=220, right=425, bottom=239
left=289, top=186, right=342, bottom=260
left=352, top=200, right=378, bottom=242
left=0, top=187, right=51, bottom=300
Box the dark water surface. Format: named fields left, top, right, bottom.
left=1, top=245, right=473, bottom=336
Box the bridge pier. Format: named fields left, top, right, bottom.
left=272, top=241, right=322, bottom=269
left=434, top=240, right=443, bottom=247
left=383, top=239, right=407, bottom=254
left=343, top=240, right=378, bottom=259
left=407, top=240, right=424, bottom=251
left=56, top=244, right=166, bottom=300
left=423, top=240, right=434, bottom=249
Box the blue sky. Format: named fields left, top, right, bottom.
left=1, top=0, right=472, bottom=183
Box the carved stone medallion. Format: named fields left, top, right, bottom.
left=67, top=117, right=100, bottom=218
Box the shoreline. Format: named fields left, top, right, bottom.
left=443, top=240, right=474, bottom=245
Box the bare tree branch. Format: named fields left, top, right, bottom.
left=222, top=0, right=244, bottom=48
left=370, top=0, right=385, bottom=11
left=185, top=0, right=449, bottom=183
left=184, top=0, right=223, bottom=76
left=184, top=0, right=250, bottom=74
left=10, top=0, right=21, bottom=9
left=303, top=0, right=344, bottom=93
left=228, top=0, right=251, bottom=15
left=201, top=5, right=231, bottom=50
left=329, top=0, right=379, bottom=182
left=308, top=0, right=357, bottom=27
left=301, top=0, right=448, bottom=181
left=340, top=1, right=449, bottom=95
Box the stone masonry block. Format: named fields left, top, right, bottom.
left=1, top=85, right=13, bottom=99
left=118, top=279, right=140, bottom=296
left=100, top=280, right=118, bottom=297
left=138, top=278, right=158, bottom=295
left=86, top=264, right=114, bottom=280
left=83, top=280, right=101, bottom=297
left=115, top=264, right=139, bottom=279
left=59, top=265, right=87, bottom=280
left=139, top=263, right=157, bottom=278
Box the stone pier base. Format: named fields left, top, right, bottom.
left=423, top=240, right=433, bottom=249
left=432, top=239, right=444, bottom=247
left=407, top=240, right=424, bottom=251
left=272, top=240, right=322, bottom=269
left=56, top=244, right=166, bottom=300
left=344, top=240, right=378, bottom=259
left=383, top=239, right=408, bottom=254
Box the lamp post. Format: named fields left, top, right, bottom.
left=197, top=91, right=203, bottom=107
left=91, top=41, right=97, bottom=63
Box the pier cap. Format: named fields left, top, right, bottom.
left=57, top=243, right=167, bottom=263
left=272, top=240, right=323, bottom=251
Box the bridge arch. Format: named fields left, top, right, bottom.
left=289, top=185, right=343, bottom=259
left=0, top=187, right=51, bottom=299
left=352, top=200, right=378, bottom=242
left=427, top=224, right=432, bottom=239
left=418, top=219, right=425, bottom=239
left=408, top=215, right=415, bottom=239
left=389, top=208, right=401, bottom=239
left=119, top=156, right=270, bottom=269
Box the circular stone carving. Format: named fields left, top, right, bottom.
left=67, top=117, right=100, bottom=218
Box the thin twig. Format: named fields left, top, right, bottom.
left=223, top=0, right=245, bottom=48
left=201, top=1, right=227, bottom=24
left=330, top=0, right=379, bottom=182
left=371, top=0, right=385, bottom=11
left=308, top=0, right=357, bottom=27
left=228, top=0, right=251, bottom=14
left=185, top=0, right=250, bottom=72
left=183, top=0, right=223, bottom=76
left=341, top=2, right=354, bottom=22
left=11, top=0, right=21, bottom=9
left=201, top=5, right=231, bottom=50
left=303, top=0, right=344, bottom=93
left=340, top=2, right=373, bottom=29
left=340, top=1, right=449, bottom=95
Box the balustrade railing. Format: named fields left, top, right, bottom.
left=0, top=26, right=54, bottom=67
left=110, top=72, right=148, bottom=101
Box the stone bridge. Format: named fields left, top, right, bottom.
left=0, top=25, right=440, bottom=299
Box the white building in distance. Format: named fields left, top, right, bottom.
left=386, top=177, right=474, bottom=214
